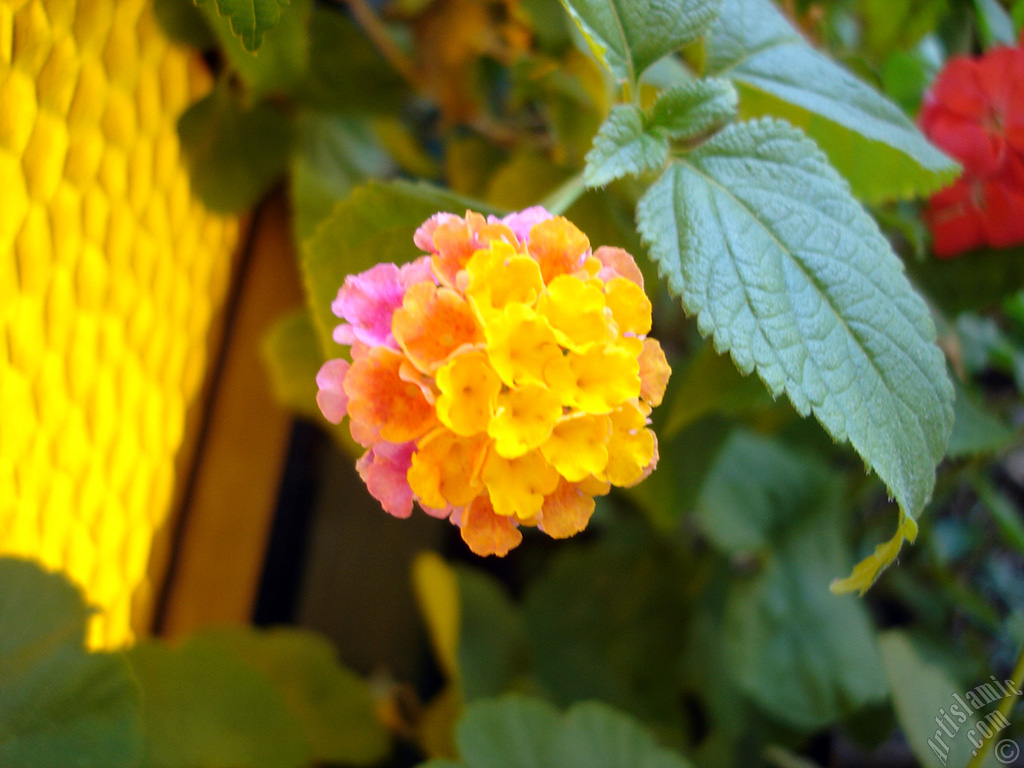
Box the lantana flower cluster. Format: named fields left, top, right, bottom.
left=315, top=207, right=671, bottom=556
left=920, top=42, right=1024, bottom=257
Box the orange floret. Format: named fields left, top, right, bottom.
left=460, top=495, right=523, bottom=556
left=429, top=212, right=517, bottom=287
left=527, top=217, right=591, bottom=283
left=538, top=479, right=596, bottom=539
left=393, top=282, right=485, bottom=373
left=344, top=346, right=438, bottom=443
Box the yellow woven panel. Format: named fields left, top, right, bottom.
left=0, top=0, right=238, bottom=647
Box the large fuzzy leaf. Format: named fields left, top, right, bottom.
left=705, top=0, right=958, bottom=202
left=637, top=119, right=954, bottom=521
left=559, top=0, right=721, bottom=85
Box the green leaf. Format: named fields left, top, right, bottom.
left=649, top=78, right=738, bottom=140
left=196, top=0, right=291, bottom=51
left=696, top=431, right=828, bottom=554
left=456, top=696, right=561, bottom=768
left=554, top=701, right=694, bottom=768
left=907, top=245, right=1024, bottom=315
left=860, top=0, right=948, bottom=58
left=660, top=341, right=773, bottom=437
left=456, top=566, right=529, bottom=702
left=583, top=105, right=668, bottom=188
left=289, top=112, right=392, bottom=240
left=127, top=638, right=309, bottom=768
left=262, top=308, right=323, bottom=419
left=625, top=415, right=732, bottom=529
left=1015, top=0, right=1024, bottom=30
left=705, top=0, right=958, bottom=202
left=302, top=181, right=498, bottom=360
left=637, top=119, right=954, bottom=522
left=177, top=82, right=293, bottom=214
left=878, top=632, right=985, bottom=768
left=559, top=0, right=722, bottom=85
left=153, top=0, right=216, bottom=49
left=186, top=628, right=389, bottom=765
left=975, top=0, right=1017, bottom=47
left=947, top=381, right=1012, bottom=458
left=200, top=0, right=312, bottom=99
left=294, top=7, right=408, bottom=114
left=0, top=558, right=143, bottom=768
left=724, top=483, right=889, bottom=729
left=523, top=539, right=689, bottom=727
left=450, top=696, right=693, bottom=768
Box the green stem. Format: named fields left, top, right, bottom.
left=539, top=173, right=586, bottom=215
left=966, top=641, right=1024, bottom=768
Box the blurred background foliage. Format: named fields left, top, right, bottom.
left=4, top=0, right=1024, bottom=766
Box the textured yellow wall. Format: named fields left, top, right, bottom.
left=0, top=0, right=238, bottom=646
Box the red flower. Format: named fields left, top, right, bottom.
left=920, top=45, right=1024, bottom=256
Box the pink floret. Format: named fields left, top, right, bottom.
left=356, top=441, right=416, bottom=518
left=315, top=359, right=350, bottom=424
left=414, top=212, right=460, bottom=253
left=490, top=206, right=553, bottom=245
left=331, top=258, right=436, bottom=349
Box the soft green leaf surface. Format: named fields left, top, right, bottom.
left=705, top=0, right=957, bottom=202
left=860, top=0, right=948, bottom=57
left=290, top=112, right=392, bottom=239
left=559, top=0, right=721, bottom=84
left=153, top=0, right=216, bottom=48
left=696, top=431, right=828, bottom=554
left=302, top=181, right=497, bottom=359
left=294, top=8, right=408, bottom=113
left=725, top=486, right=889, bottom=729
left=523, top=539, right=689, bottom=727
left=0, top=558, right=143, bottom=768
left=456, top=696, right=561, bottom=768
left=907, top=245, right=1024, bottom=315
left=947, top=382, right=1012, bottom=458
left=456, top=567, right=529, bottom=702
left=878, top=632, right=989, bottom=768
left=201, top=0, right=311, bottom=99
left=188, top=628, right=389, bottom=765
left=584, top=105, right=668, bottom=188
left=975, top=0, right=1017, bottom=47
left=637, top=119, right=954, bottom=521
left=626, top=414, right=732, bottom=529
left=262, top=308, right=323, bottom=419
left=554, top=702, right=694, bottom=768
left=177, top=82, right=292, bottom=214
left=196, top=0, right=291, bottom=51
left=660, top=341, right=773, bottom=437
left=128, top=639, right=309, bottom=768
left=450, top=696, right=693, bottom=768
left=649, top=78, right=738, bottom=140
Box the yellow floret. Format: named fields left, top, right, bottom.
left=482, top=449, right=560, bottom=519
left=604, top=276, right=652, bottom=335
left=535, top=274, right=614, bottom=350
left=483, top=303, right=561, bottom=387
left=465, top=241, right=544, bottom=319
left=435, top=351, right=502, bottom=436
left=487, top=383, right=563, bottom=458
left=602, top=402, right=656, bottom=487
left=540, top=412, right=612, bottom=482
left=545, top=343, right=640, bottom=414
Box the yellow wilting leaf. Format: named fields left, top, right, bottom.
left=830, top=511, right=919, bottom=595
